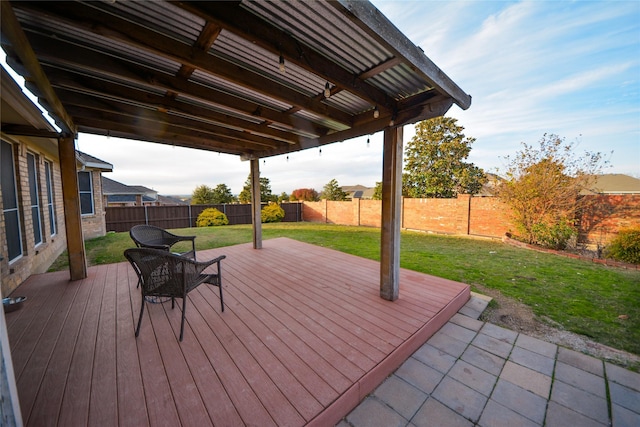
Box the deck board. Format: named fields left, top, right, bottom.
left=6, top=237, right=470, bottom=426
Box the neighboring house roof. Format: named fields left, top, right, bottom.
left=583, top=174, right=640, bottom=195
left=102, top=176, right=142, bottom=195
left=76, top=151, right=113, bottom=172
left=156, top=195, right=188, bottom=205
left=476, top=173, right=504, bottom=197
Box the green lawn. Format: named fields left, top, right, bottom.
left=49, top=223, right=640, bottom=356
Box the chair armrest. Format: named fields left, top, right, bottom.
left=182, top=254, right=225, bottom=277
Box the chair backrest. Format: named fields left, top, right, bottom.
left=125, top=248, right=185, bottom=297
left=130, top=224, right=170, bottom=248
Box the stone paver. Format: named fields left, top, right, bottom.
left=557, top=347, right=603, bottom=376
left=545, top=401, right=607, bottom=427
left=471, top=333, right=513, bottom=359
left=509, top=346, right=555, bottom=376
left=554, top=361, right=606, bottom=398
left=447, top=359, right=497, bottom=396
left=341, top=294, right=640, bottom=427
left=411, top=343, right=457, bottom=374
left=346, top=396, right=407, bottom=427
left=501, top=361, right=552, bottom=398
left=432, top=376, right=487, bottom=423
left=479, top=323, right=518, bottom=344
left=394, top=357, right=444, bottom=394
left=550, top=380, right=609, bottom=424
left=411, top=398, right=473, bottom=427
left=608, top=381, right=640, bottom=414
left=373, top=375, right=426, bottom=421
left=478, top=399, right=540, bottom=427
left=606, top=362, right=640, bottom=392
left=427, top=331, right=469, bottom=358
left=491, top=378, right=547, bottom=424
left=611, top=403, right=640, bottom=427
left=515, top=334, right=557, bottom=358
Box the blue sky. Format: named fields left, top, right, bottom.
left=6, top=1, right=640, bottom=196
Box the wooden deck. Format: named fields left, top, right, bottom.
left=5, top=237, right=469, bottom=426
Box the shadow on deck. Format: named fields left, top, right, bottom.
left=5, top=237, right=469, bottom=426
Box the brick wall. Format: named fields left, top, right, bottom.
left=302, top=194, right=639, bottom=242
left=578, top=194, right=640, bottom=247
left=1, top=137, right=66, bottom=297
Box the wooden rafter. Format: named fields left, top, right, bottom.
left=11, top=1, right=354, bottom=126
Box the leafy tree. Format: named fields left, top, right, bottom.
left=290, top=188, right=319, bottom=201
left=238, top=175, right=275, bottom=204
left=191, top=184, right=216, bottom=205
left=496, top=133, right=608, bottom=247
left=372, top=182, right=382, bottom=200
left=211, top=183, right=235, bottom=204
left=321, top=179, right=348, bottom=201
left=403, top=117, right=486, bottom=198
left=277, top=192, right=289, bottom=203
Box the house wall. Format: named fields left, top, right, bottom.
left=80, top=170, right=108, bottom=240
left=1, top=135, right=66, bottom=297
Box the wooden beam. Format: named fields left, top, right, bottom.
left=380, top=126, right=403, bottom=301
left=250, top=159, right=262, bottom=249
left=178, top=1, right=396, bottom=114
left=58, top=136, right=87, bottom=280
left=0, top=1, right=75, bottom=135
left=333, top=0, right=471, bottom=110
left=20, top=31, right=329, bottom=138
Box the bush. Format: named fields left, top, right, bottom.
left=261, top=203, right=285, bottom=223
left=604, top=227, right=640, bottom=264
left=196, top=208, right=228, bottom=227
left=530, top=220, right=577, bottom=250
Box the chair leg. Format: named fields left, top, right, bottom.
left=179, top=297, right=186, bottom=341
left=135, top=300, right=145, bottom=337
left=219, top=284, right=224, bottom=312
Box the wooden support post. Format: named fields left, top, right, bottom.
left=380, top=126, right=403, bottom=301
left=250, top=158, right=262, bottom=249
left=58, top=136, right=87, bottom=280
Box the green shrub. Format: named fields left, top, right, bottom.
left=530, top=219, right=577, bottom=250
left=604, top=227, right=640, bottom=264
left=196, top=208, right=228, bottom=227
left=261, top=203, right=285, bottom=223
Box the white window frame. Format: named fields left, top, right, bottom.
left=1, top=140, right=24, bottom=263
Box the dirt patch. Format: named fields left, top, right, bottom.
left=474, top=284, right=640, bottom=370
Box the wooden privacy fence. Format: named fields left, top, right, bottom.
left=105, top=203, right=303, bottom=232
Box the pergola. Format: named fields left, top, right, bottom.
left=1, top=0, right=470, bottom=300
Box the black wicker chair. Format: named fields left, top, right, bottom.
left=129, top=224, right=196, bottom=260
left=124, top=247, right=226, bottom=341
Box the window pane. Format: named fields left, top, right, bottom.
left=45, top=161, right=56, bottom=235
left=32, top=206, right=42, bottom=244
left=80, top=193, right=94, bottom=215
left=27, top=153, right=38, bottom=204
left=27, top=152, right=42, bottom=245
left=2, top=140, right=23, bottom=261
left=78, top=171, right=91, bottom=191
left=4, top=210, right=22, bottom=261
left=1, top=140, right=18, bottom=210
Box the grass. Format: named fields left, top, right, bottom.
left=48, top=223, right=640, bottom=356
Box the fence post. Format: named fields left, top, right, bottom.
left=188, top=205, right=192, bottom=227
left=144, top=205, right=148, bottom=225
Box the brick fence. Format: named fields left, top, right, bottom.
left=302, top=194, right=640, bottom=245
